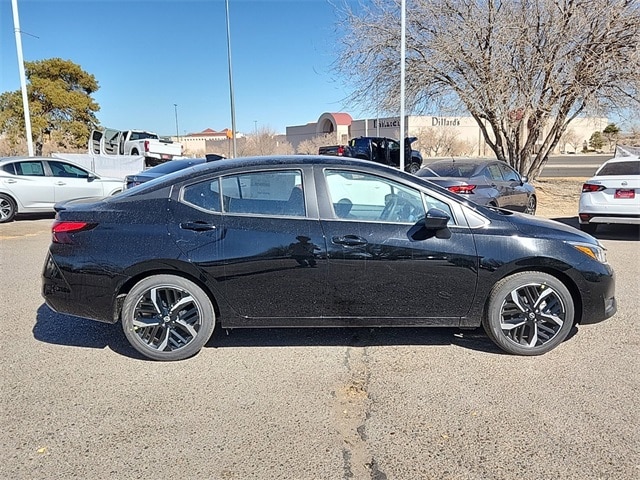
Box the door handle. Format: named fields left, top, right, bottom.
left=5, top=179, right=17, bottom=184
left=332, top=235, right=368, bottom=246
left=180, top=221, right=217, bottom=231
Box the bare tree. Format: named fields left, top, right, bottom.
left=415, top=127, right=476, bottom=157
left=237, top=127, right=294, bottom=157
left=297, top=134, right=336, bottom=154
left=560, top=128, right=581, bottom=153
left=336, top=0, right=640, bottom=178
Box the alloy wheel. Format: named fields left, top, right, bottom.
left=132, top=285, right=204, bottom=353
left=498, top=282, right=566, bottom=348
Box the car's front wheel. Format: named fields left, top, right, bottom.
left=483, top=272, right=575, bottom=355
left=121, top=275, right=215, bottom=361
left=406, top=162, right=421, bottom=174
left=0, top=194, right=17, bottom=223
left=524, top=195, right=537, bottom=215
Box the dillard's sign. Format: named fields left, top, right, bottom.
left=432, top=117, right=461, bottom=127
left=373, top=117, right=462, bottom=128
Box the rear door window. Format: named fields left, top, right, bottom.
left=221, top=170, right=305, bottom=217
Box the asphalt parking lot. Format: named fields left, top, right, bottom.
left=1, top=215, right=639, bottom=480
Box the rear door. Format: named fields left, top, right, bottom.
left=317, top=167, right=478, bottom=322
left=169, top=166, right=329, bottom=321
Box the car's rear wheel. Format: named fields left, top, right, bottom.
left=483, top=272, right=574, bottom=355
left=525, top=195, right=537, bottom=215
left=121, top=275, right=215, bottom=361
left=579, top=223, right=598, bottom=234
left=0, top=194, right=17, bottom=223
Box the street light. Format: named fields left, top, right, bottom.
left=174, top=103, right=180, bottom=141
left=225, top=0, right=237, bottom=158
left=11, top=0, right=34, bottom=156
left=399, top=0, right=406, bottom=172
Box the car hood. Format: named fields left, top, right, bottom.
left=503, top=211, right=597, bottom=244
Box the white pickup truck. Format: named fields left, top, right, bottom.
left=90, top=128, right=183, bottom=166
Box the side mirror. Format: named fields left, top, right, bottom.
left=409, top=208, right=451, bottom=240
left=87, top=173, right=97, bottom=182
left=521, top=175, right=528, bottom=184
left=422, top=208, right=451, bottom=230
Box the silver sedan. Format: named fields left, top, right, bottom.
left=0, top=156, right=122, bottom=223
left=416, top=158, right=537, bottom=214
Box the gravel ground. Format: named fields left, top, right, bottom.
left=533, top=177, right=585, bottom=218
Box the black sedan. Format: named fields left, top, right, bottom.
left=417, top=158, right=537, bottom=214
left=42, top=156, right=616, bottom=361
left=123, top=154, right=225, bottom=190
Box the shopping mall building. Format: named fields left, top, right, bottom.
left=286, top=112, right=609, bottom=156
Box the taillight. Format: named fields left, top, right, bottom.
left=448, top=185, right=476, bottom=194
left=337, top=146, right=345, bottom=155
left=582, top=183, right=605, bottom=193
left=144, top=140, right=149, bottom=152
left=52, top=221, right=96, bottom=244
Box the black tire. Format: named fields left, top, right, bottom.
left=121, top=275, right=215, bottom=361
left=524, top=195, right=537, bottom=215
left=406, top=162, right=421, bottom=174
left=579, top=223, right=598, bottom=234
left=482, top=272, right=575, bottom=356
left=0, top=193, right=17, bottom=223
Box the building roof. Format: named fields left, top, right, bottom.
left=330, top=112, right=353, bottom=126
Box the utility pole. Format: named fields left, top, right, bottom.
left=225, top=0, right=237, bottom=158
left=174, top=104, right=180, bottom=141
left=11, top=0, right=34, bottom=156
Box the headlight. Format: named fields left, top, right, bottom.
left=568, top=241, right=608, bottom=263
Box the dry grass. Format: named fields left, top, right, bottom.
left=533, top=177, right=586, bottom=219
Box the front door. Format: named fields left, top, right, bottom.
left=318, top=168, right=478, bottom=322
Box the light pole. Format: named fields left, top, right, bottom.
left=174, top=103, right=180, bottom=141
left=11, top=0, right=34, bottom=156
left=225, top=0, right=237, bottom=158
left=399, top=0, right=406, bottom=172
left=254, top=120, right=257, bottom=135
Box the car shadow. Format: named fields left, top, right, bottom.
left=34, top=304, right=510, bottom=359
left=550, top=216, right=640, bottom=241
left=15, top=212, right=56, bottom=222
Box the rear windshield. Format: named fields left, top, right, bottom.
left=145, top=160, right=204, bottom=174
left=426, top=163, right=478, bottom=177
left=597, top=160, right=640, bottom=176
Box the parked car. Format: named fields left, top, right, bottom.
left=319, top=136, right=423, bottom=173
left=124, top=155, right=226, bottom=190
left=0, top=156, right=122, bottom=223
left=417, top=158, right=537, bottom=214
left=124, top=158, right=207, bottom=190
left=578, top=157, right=640, bottom=233
left=42, top=155, right=615, bottom=361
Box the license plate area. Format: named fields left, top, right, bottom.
left=614, top=189, right=635, bottom=199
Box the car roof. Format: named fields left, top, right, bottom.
left=0, top=156, right=55, bottom=163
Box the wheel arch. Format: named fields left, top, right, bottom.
left=482, top=266, right=583, bottom=325
left=114, top=267, right=223, bottom=324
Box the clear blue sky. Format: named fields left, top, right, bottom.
left=1, top=0, right=362, bottom=136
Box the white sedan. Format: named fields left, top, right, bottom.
left=578, top=156, right=640, bottom=234
left=0, top=156, right=122, bottom=223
